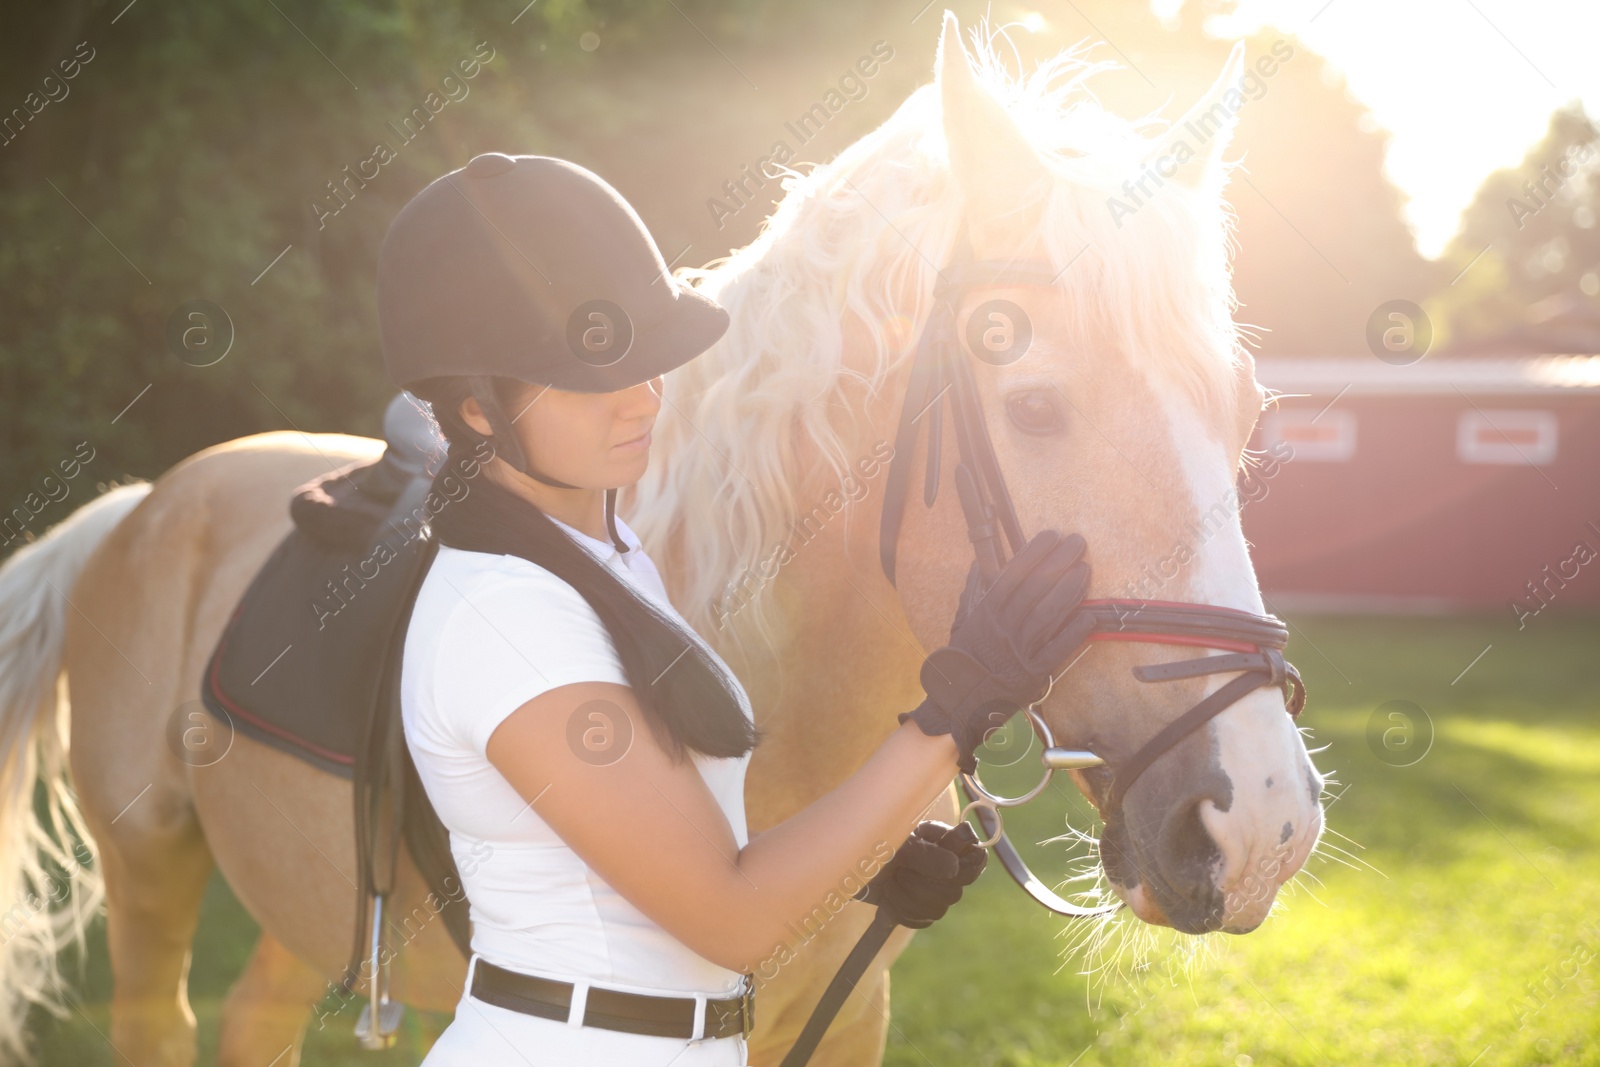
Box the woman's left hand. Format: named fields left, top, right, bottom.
left=852, top=820, right=987, bottom=929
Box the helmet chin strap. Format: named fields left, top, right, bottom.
left=468, top=375, right=629, bottom=554
left=603, top=487, right=625, bottom=552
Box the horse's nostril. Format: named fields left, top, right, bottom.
left=1145, top=795, right=1227, bottom=933
left=1160, top=797, right=1223, bottom=882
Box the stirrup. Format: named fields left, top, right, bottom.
left=354, top=894, right=405, bottom=1049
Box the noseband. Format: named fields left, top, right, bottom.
left=879, top=234, right=1306, bottom=918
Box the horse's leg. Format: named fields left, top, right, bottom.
left=211, top=840, right=470, bottom=1067
left=215, top=932, right=332, bottom=1067
left=59, top=486, right=220, bottom=1067
left=194, top=730, right=468, bottom=1067
left=192, top=732, right=360, bottom=1066
left=84, top=794, right=215, bottom=1067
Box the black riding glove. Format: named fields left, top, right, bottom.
left=900, top=529, right=1093, bottom=774
left=853, top=821, right=987, bottom=929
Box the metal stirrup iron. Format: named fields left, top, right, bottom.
left=355, top=893, right=405, bottom=1049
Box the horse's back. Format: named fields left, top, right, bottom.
left=124, top=430, right=383, bottom=551
left=64, top=432, right=385, bottom=800
left=76, top=430, right=382, bottom=610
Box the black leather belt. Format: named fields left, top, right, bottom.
left=470, top=959, right=755, bottom=1041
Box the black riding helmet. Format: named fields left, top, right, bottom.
left=377, top=152, right=729, bottom=547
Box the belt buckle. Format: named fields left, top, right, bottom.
left=740, top=975, right=755, bottom=1040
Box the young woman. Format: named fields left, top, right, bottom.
left=379, top=153, right=1094, bottom=1065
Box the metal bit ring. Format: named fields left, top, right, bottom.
left=957, top=797, right=1005, bottom=848
left=961, top=703, right=1056, bottom=807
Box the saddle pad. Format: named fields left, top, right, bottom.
left=200, top=463, right=435, bottom=777
left=203, top=448, right=476, bottom=970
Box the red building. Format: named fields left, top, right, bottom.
left=1244, top=356, right=1600, bottom=617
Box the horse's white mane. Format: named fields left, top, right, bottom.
left=632, top=24, right=1242, bottom=653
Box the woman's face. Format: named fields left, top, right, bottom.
left=466, top=378, right=663, bottom=489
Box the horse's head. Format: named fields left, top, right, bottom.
left=881, top=17, right=1324, bottom=934
left=645, top=13, right=1323, bottom=937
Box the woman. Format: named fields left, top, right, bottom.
left=380, top=153, right=1093, bottom=1065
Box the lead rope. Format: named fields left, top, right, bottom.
left=775, top=909, right=902, bottom=1067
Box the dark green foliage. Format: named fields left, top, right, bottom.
left=0, top=0, right=803, bottom=544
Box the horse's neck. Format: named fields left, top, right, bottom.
left=646, top=443, right=925, bottom=831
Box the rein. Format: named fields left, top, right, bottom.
left=877, top=231, right=1306, bottom=917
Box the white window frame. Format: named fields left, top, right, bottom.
left=1456, top=409, right=1558, bottom=466
left=1261, top=408, right=1357, bottom=462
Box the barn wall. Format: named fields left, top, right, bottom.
left=1243, top=396, right=1600, bottom=614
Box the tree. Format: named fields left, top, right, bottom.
left=1429, top=104, right=1600, bottom=353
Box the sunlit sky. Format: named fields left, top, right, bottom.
left=1154, top=0, right=1600, bottom=259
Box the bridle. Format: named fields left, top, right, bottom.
left=878, top=232, right=1306, bottom=919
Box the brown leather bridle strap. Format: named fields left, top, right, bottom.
left=880, top=230, right=1308, bottom=917
left=1080, top=599, right=1291, bottom=650
left=1101, top=668, right=1274, bottom=813
left=878, top=240, right=1047, bottom=587
left=1062, top=605, right=1305, bottom=812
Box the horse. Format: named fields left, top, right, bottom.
left=0, top=15, right=1324, bottom=1066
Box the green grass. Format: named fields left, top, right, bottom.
left=885, top=614, right=1600, bottom=1067
left=26, top=615, right=1600, bottom=1066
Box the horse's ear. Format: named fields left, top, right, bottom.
left=1157, top=41, right=1246, bottom=192
left=937, top=12, right=1049, bottom=236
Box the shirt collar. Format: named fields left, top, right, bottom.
left=548, top=512, right=641, bottom=563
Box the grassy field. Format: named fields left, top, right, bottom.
left=27, top=615, right=1600, bottom=1066
left=886, top=614, right=1600, bottom=1067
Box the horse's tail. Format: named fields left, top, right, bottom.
left=0, top=482, right=152, bottom=1061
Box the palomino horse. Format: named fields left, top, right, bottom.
left=0, top=16, right=1323, bottom=1066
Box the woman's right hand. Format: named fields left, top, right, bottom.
left=899, top=530, right=1093, bottom=773
left=852, top=820, right=986, bottom=929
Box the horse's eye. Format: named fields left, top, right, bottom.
left=1005, top=390, right=1063, bottom=435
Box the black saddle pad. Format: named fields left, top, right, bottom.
left=201, top=459, right=434, bottom=777
left=202, top=441, right=475, bottom=968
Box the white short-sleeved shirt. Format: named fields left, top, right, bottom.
left=401, top=513, right=755, bottom=999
